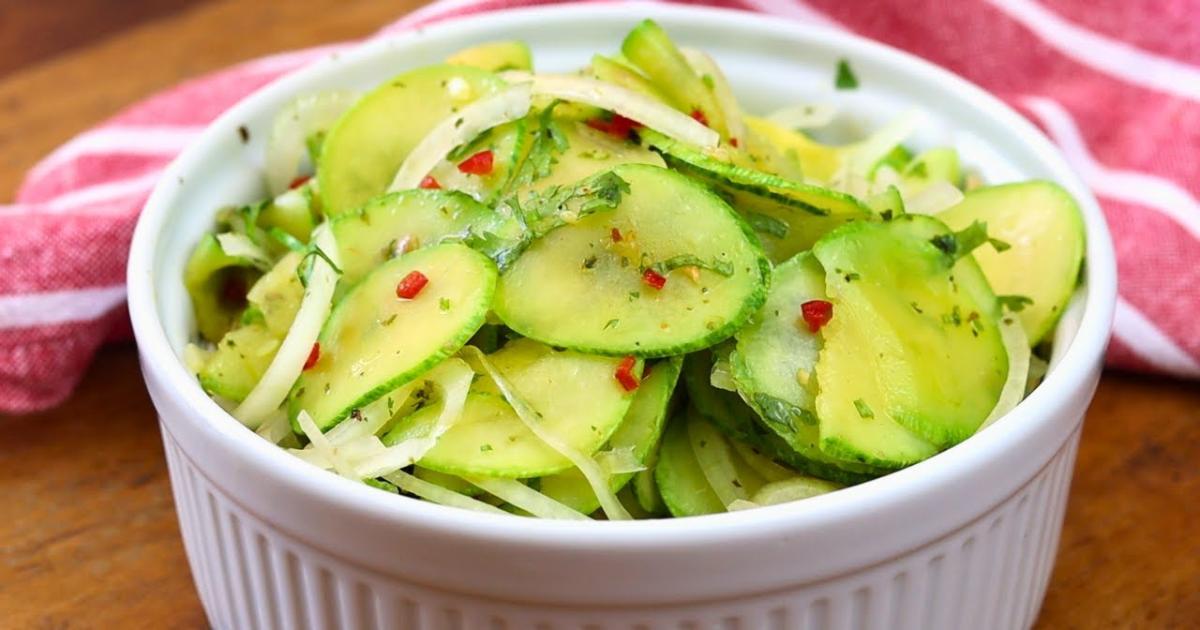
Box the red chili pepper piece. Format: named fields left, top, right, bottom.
left=690, top=109, right=709, bottom=127
left=288, top=175, right=312, bottom=189
left=614, top=355, right=640, bottom=392
left=457, top=150, right=494, bottom=175
left=729, top=137, right=739, bottom=148
left=800, top=299, right=834, bottom=333
left=396, top=270, right=429, bottom=299
left=611, top=227, right=623, bottom=242
left=419, top=175, right=441, bottom=189
left=642, top=268, right=667, bottom=290
left=586, top=113, right=641, bottom=139
left=302, top=342, right=321, bottom=371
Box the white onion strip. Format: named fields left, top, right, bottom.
left=981, top=316, right=1032, bottom=429
left=846, top=109, right=924, bottom=177
left=766, top=103, right=837, bottom=130
left=687, top=415, right=747, bottom=507
left=297, top=411, right=358, bottom=479
left=680, top=47, right=747, bottom=145
left=464, top=347, right=633, bottom=520
left=384, top=470, right=509, bottom=515
left=388, top=84, right=533, bottom=192
left=266, top=90, right=359, bottom=195
left=234, top=223, right=339, bottom=427
left=730, top=441, right=794, bottom=483
left=216, top=232, right=271, bottom=269
left=354, top=359, right=474, bottom=479
left=596, top=446, right=645, bottom=476
left=905, top=181, right=965, bottom=215
left=465, top=477, right=590, bottom=520
left=255, top=410, right=293, bottom=445
left=518, top=73, right=719, bottom=149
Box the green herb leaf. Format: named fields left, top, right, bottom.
left=853, top=398, right=874, bottom=419
left=296, top=243, right=343, bottom=288
left=929, top=220, right=999, bottom=262
left=647, top=254, right=734, bottom=278
left=997, top=294, right=1034, bottom=312
left=268, top=227, right=306, bottom=253
left=239, top=306, right=265, bottom=326
left=745, top=212, right=790, bottom=239
left=835, top=59, right=859, bottom=90
left=603, top=319, right=619, bottom=330
left=447, top=127, right=495, bottom=162
left=519, top=170, right=631, bottom=235
left=508, top=101, right=570, bottom=189
left=439, top=298, right=452, bottom=312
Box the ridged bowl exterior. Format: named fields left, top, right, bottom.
left=128, top=4, right=1117, bottom=629
left=158, top=414, right=1083, bottom=630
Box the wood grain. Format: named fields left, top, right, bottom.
left=0, top=1, right=1197, bottom=628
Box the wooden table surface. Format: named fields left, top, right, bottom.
left=1, top=1, right=1197, bottom=628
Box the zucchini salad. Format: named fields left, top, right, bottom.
left=184, top=21, right=1086, bottom=519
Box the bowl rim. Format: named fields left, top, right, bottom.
left=128, top=2, right=1117, bottom=546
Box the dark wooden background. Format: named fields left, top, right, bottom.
left=0, top=1, right=1197, bottom=627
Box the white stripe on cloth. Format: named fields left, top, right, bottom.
left=1021, top=96, right=1200, bottom=243
left=746, top=0, right=843, bottom=29
left=26, top=125, right=203, bottom=184
left=0, top=285, right=126, bottom=330
left=2, top=170, right=162, bottom=216
left=1113, top=297, right=1200, bottom=378
left=985, top=0, right=1200, bottom=103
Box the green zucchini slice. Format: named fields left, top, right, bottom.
left=642, top=129, right=875, bottom=262
left=446, top=41, right=533, bottom=73
left=655, top=413, right=725, bottom=517
left=331, top=189, right=521, bottom=289
left=813, top=215, right=1006, bottom=461
left=384, top=339, right=636, bottom=477
left=318, top=65, right=504, bottom=216
left=494, top=163, right=769, bottom=357
left=937, top=181, right=1085, bottom=344
left=289, top=243, right=497, bottom=429
left=538, top=356, right=681, bottom=514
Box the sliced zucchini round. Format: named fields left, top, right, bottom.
left=538, top=356, right=682, bottom=514
left=813, top=215, right=1006, bottom=461
left=684, top=350, right=884, bottom=484
left=654, top=413, right=725, bottom=517
left=288, top=243, right=497, bottom=429
left=385, top=339, right=636, bottom=477
left=642, top=129, right=875, bottom=262
left=332, top=189, right=521, bottom=289
left=318, top=65, right=504, bottom=216
left=445, top=41, right=533, bottom=73
left=494, top=163, right=769, bottom=357
left=515, top=117, right=665, bottom=194
left=937, top=181, right=1085, bottom=344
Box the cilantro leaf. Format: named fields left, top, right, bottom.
left=646, top=254, right=734, bottom=278
left=835, top=59, right=859, bottom=90
left=745, top=212, right=790, bottom=239
left=997, top=294, right=1034, bottom=312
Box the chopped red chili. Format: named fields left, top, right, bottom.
left=610, top=227, right=623, bottom=242
left=729, top=137, right=739, bottom=148
left=418, top=175, right=441, bottom=189
left=288, top=175, right=312, bottom=189
left=586, top=113, right=641, bottom=139
left=614, top=355, right=640, bottom=392
left=690, top=109, right=709, bottom=127
left=395, top=270, right=429, bottom=299
left=642, top=268, right=667, bottom=290
left=302, top=343, right=321, bottom=371
left=800, top=299, right=834, bottom=333
left=457, top=150, right=494, bottom=175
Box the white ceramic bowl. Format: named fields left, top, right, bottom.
left=128, top=4, right=1117, bottom=629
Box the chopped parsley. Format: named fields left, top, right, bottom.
left=835, top=59, right=859, bottom=90
left=479, top=443, right=493, bottom=453
left=929, top=220, right=1009, bottom=263
left=515, top=170, right=631, bottom=235
left=997, top=294, right=1034, bottom=312
left=745, top=212, right=790, bottom=239
left=853, top=398, right=874, bottom=419
left=604, top=319, right=620, bottom=330
left=296, top=243, right=343, bottom=288
left=439, top=298, right=452, bottom=312
left=646, top=254, right=734, bottom=278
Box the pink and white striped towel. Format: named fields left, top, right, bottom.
left=2, top=0, right=1196, bottom=413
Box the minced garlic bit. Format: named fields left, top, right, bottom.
left=796, top=369, right=811, bottom=387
